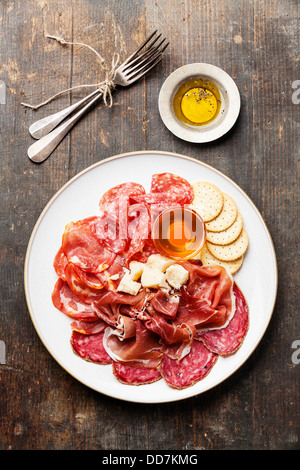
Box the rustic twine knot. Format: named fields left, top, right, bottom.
left=21, top=33, right=120, bottom=110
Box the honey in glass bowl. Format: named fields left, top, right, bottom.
left=152, top=206, right=206, bottom=260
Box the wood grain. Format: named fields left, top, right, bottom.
left=0, top=0, right=299, bottom=450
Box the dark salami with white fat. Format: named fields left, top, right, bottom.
left=133, top=173, right=194, bottom=206
left=159, top=340, right=218, bottom=389
left=99, top=182, right=146, bottom=219
left=196, top=284, right=249, bottom=356
left=71, top=331, right=112, bottom=364
left=112, top=362, right=162, bottom=385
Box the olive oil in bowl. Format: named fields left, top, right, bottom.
left=173, top=78, right=221, bottom=127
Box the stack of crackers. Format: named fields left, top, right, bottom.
left=189, top=181, right=248, bottom=274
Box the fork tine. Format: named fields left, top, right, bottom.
left=123, top=38, right=167, bottom=75
left=121, top=30, right=158, bottom=67
left=125, top=41, right=168, bottom=78
left=126, top=41, right=168, bottom=77
left=127, top=55, right=164, bottom=83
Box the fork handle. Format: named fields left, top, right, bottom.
left=27, top=92, right=103, bottom=163
left=29, top=89, right=100, bottom=139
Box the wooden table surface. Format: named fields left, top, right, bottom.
left=0, top=0, right=299, bottom=451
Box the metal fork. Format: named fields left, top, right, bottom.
left=27, top=31, right=168, bottom=163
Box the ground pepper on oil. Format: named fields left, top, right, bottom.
left=173, top=78, right=221, bottom=126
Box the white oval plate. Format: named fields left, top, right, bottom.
left=24, top=151, right=277, bottom=403
left=158, top=63, right=241, bottom=143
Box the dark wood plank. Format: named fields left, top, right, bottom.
left=0, top=0, right=299, bottom=451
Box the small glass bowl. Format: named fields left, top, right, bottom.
left=151, top=206, right=206, bottom=261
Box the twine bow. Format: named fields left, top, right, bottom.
left=21, top=34, right=120, bottom=110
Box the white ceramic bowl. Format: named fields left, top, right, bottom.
left=158, top=63, right=241, bottom=143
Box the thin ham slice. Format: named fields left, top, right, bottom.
left=196, top=283, right=249, bottom=356
left=70, top=318, right=107, bottom=335
left=176, top=263, right=235, bottom=330
left=103, top=316, right=163, bottom=368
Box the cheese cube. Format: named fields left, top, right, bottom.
left=141, top=266, right=166, bottom=289
left=146, top=254, right=176, bottom=272
left=117, top=272, right=141, bottom=296
left=165, top=264, right=189, bottom=289
left=129, top=261, right=144, bottom=281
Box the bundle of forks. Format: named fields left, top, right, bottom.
left=26, top=31, right=168, bottom=163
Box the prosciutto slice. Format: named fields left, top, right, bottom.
left=103, top=316, right=163, bottom=368
left=196, top=284, right=249, bottom=356
left=176, top=263, right=235, bottom=330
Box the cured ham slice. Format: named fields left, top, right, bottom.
left=112, top=362, right=161, bottom=385
left=160, top=340, right=218, bottom=389
left=144, top=314, right=195, bottom=360
left=103, top=316, right=162, bottom=367
left=149, top=290, right=180, bottom=320
left=70, top=318, right=107, bottom=335
left=176, top=263, right=235, bottom=330
left=62, top=217, right=116, bottom=273
left=51, top=279, right=99, bottom=321
left=71, top=331, right=112, bottom=364
left=196, top=284, right=249, bottom=356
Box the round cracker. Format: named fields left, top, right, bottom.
left=205, top=193, right=238, bottom=232
left=200, top=243, right=243, bottom=274
left=190, top=181, right=224, bottom=222
left=206, top=211, right=243, bottom=245
left=207, top=228, right=248, bottom=261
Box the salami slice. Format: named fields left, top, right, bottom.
left=51, top=279, right=99, bottom=321
left=126, top=203, right=150, bottom=261
left=133, top=173, right=194, bottom=206
left=91, top=214, right=127, bottom=255
left=71, top=330, right=112, bottom=364
left=196, top=284, right=249, bottom=356
left=99, top=182, right=146, bottom=219
left=151, top=173, right=194, bottom=204
left=112, top=362, right=162, bottom=385
left=160, top=340, right=218, bottom=389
